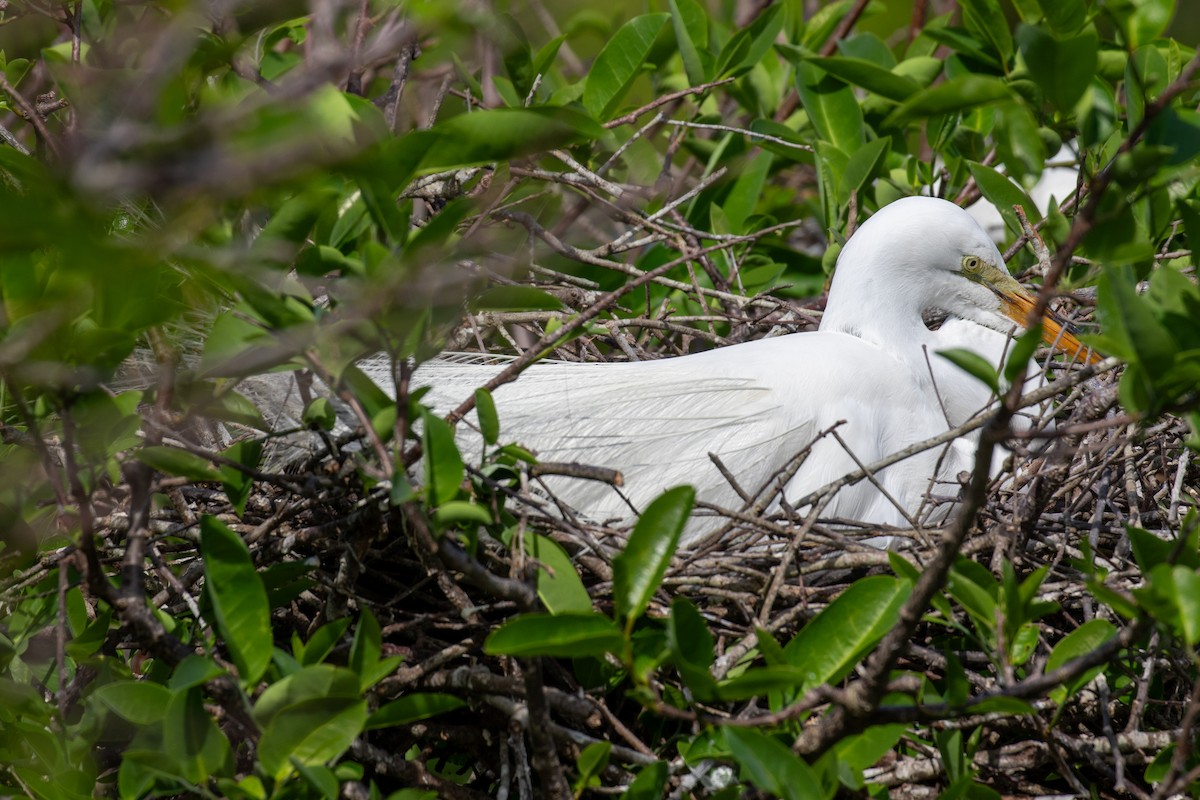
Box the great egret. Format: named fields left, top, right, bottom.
left=397, top=196, right=1094, bottom=544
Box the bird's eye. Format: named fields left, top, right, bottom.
left=962, top=255, right=983, bottom=273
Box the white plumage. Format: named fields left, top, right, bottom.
left=384, top=197, right=1093, bottom=544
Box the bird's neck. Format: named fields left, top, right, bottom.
left=819, top=274, right=931, bottom=354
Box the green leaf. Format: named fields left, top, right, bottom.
left=795, top=61, right=865, bottom=154
left=470, top=286, right=566, bottom=311
left=722, top=150, right=773, bottom=235
left=582, top=14, right=670, bottom=120
left=365, top=693, right=466, bottom=730
left=669, top=0, right=710, bottom=86
left=612, top=486, right=695, bottom=624
left=253, top=665, right=362, bottom=728
left=723, top=727, right=822, bottom=800
left=422, top=410, right=465, bottom=507
left=1004, top=325, right=1045, bottom=385
left=802, top=56, right=920, bottom=102
left=1147, top=564, right=1200, bottom=646
left=960, top=0, right=1014, bottom=63
left=136, top=446, right=221, bottom=482
left=714, top=4, right=784, bottom=78
left=937, top=348, right=1001, bottom=394
left=258, top=698, right=368, bottom=781
left=884, top=75, right=1012, bottom=127
left=349, top=608, right=382, bottom=689
left=484, top=612, right=623, bottom=657
left=220, top=438, right=263, bottom=518
left=164, top=687, right=233, bottom=784
left=623, top=762, right=670, bottom=799
left=419, top=108, right=604, bottom=170
left=169, top=655, right=226, bottom=691
left=842, top=138, right=891, bottom=198
left=1045, top=618, right=1116, bottom=697
left=574, top=741, right=611, bottom=794
left=1016, top=24, right=1098, bottom=112
left=968, top=161, right=1041, bottom=237
left=514, top=530, right=593, bottom=615
left=432, top=500, right=493, bottom=527
left=299, top=618, right=352, bottom=667
left=200, top=516, right=272, bottom=684
left=474, top=388, right=500, bottom=445
left=783, top=575, right=911, bottom=689
left=668, top=597, right=717, bottom=699
left=93, top=681, right=173, bottom=725
left=1034, top=0, right=1087, bottom=34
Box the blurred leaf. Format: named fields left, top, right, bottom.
left=484, top=612, right=623, bottom=657
left=582, top=14, right=671, bottom=119
left=470, top=286, right=566, bottom=312
left=960, top=0, right=1014, bottom=64
left=937, top=348, right=1001, bottom=394
left=623, top=762, right=669, bottom=798
left=612, top=486, right=695, bottom=624
left=1035, top=0, right=1087, bottom=34
left=136, top=446, right=221, bottom=482
left=1017, top=24, right=1099, bottom=112
left=200, top=516, right=272, bottom=684
left=420, top=108, right=603, bottom=170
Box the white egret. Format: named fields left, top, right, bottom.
left=399, top=196, right=1094, bottom=543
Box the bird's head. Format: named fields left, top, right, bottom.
left=826, top=196, right=1097, bottom=364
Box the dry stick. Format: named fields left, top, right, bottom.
left=345, top=0, right=373, bottom=96
left=0, top=72, right=61, bottom=158
left=603, top=77, right=736, bottom=129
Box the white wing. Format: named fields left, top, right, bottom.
left=397, top=333, right=979, bottom=541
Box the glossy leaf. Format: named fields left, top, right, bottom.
left=783, top=575, right=911, bottom=689
left=802, top=56, right=920, bottom=102
left=422, top=410, right=465, bottom=508
left=200, top=516, right=272, bottom=684
left=612, top=486, right=695, bottom=624
left=795, top=61, right=865, bottom=154
left=484, top=612, right=623, bottom=657
left=474, top=388, right=500, bottom=445
left=582, top=14, right=670, bottom=120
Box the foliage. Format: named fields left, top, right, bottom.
left=0, top=0, right=1198, bottom=798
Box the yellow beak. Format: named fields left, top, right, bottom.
left=1000, top=288, right=1099, bottom=365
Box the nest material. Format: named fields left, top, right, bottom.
left=13, top=296, right=1195, bottom=799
